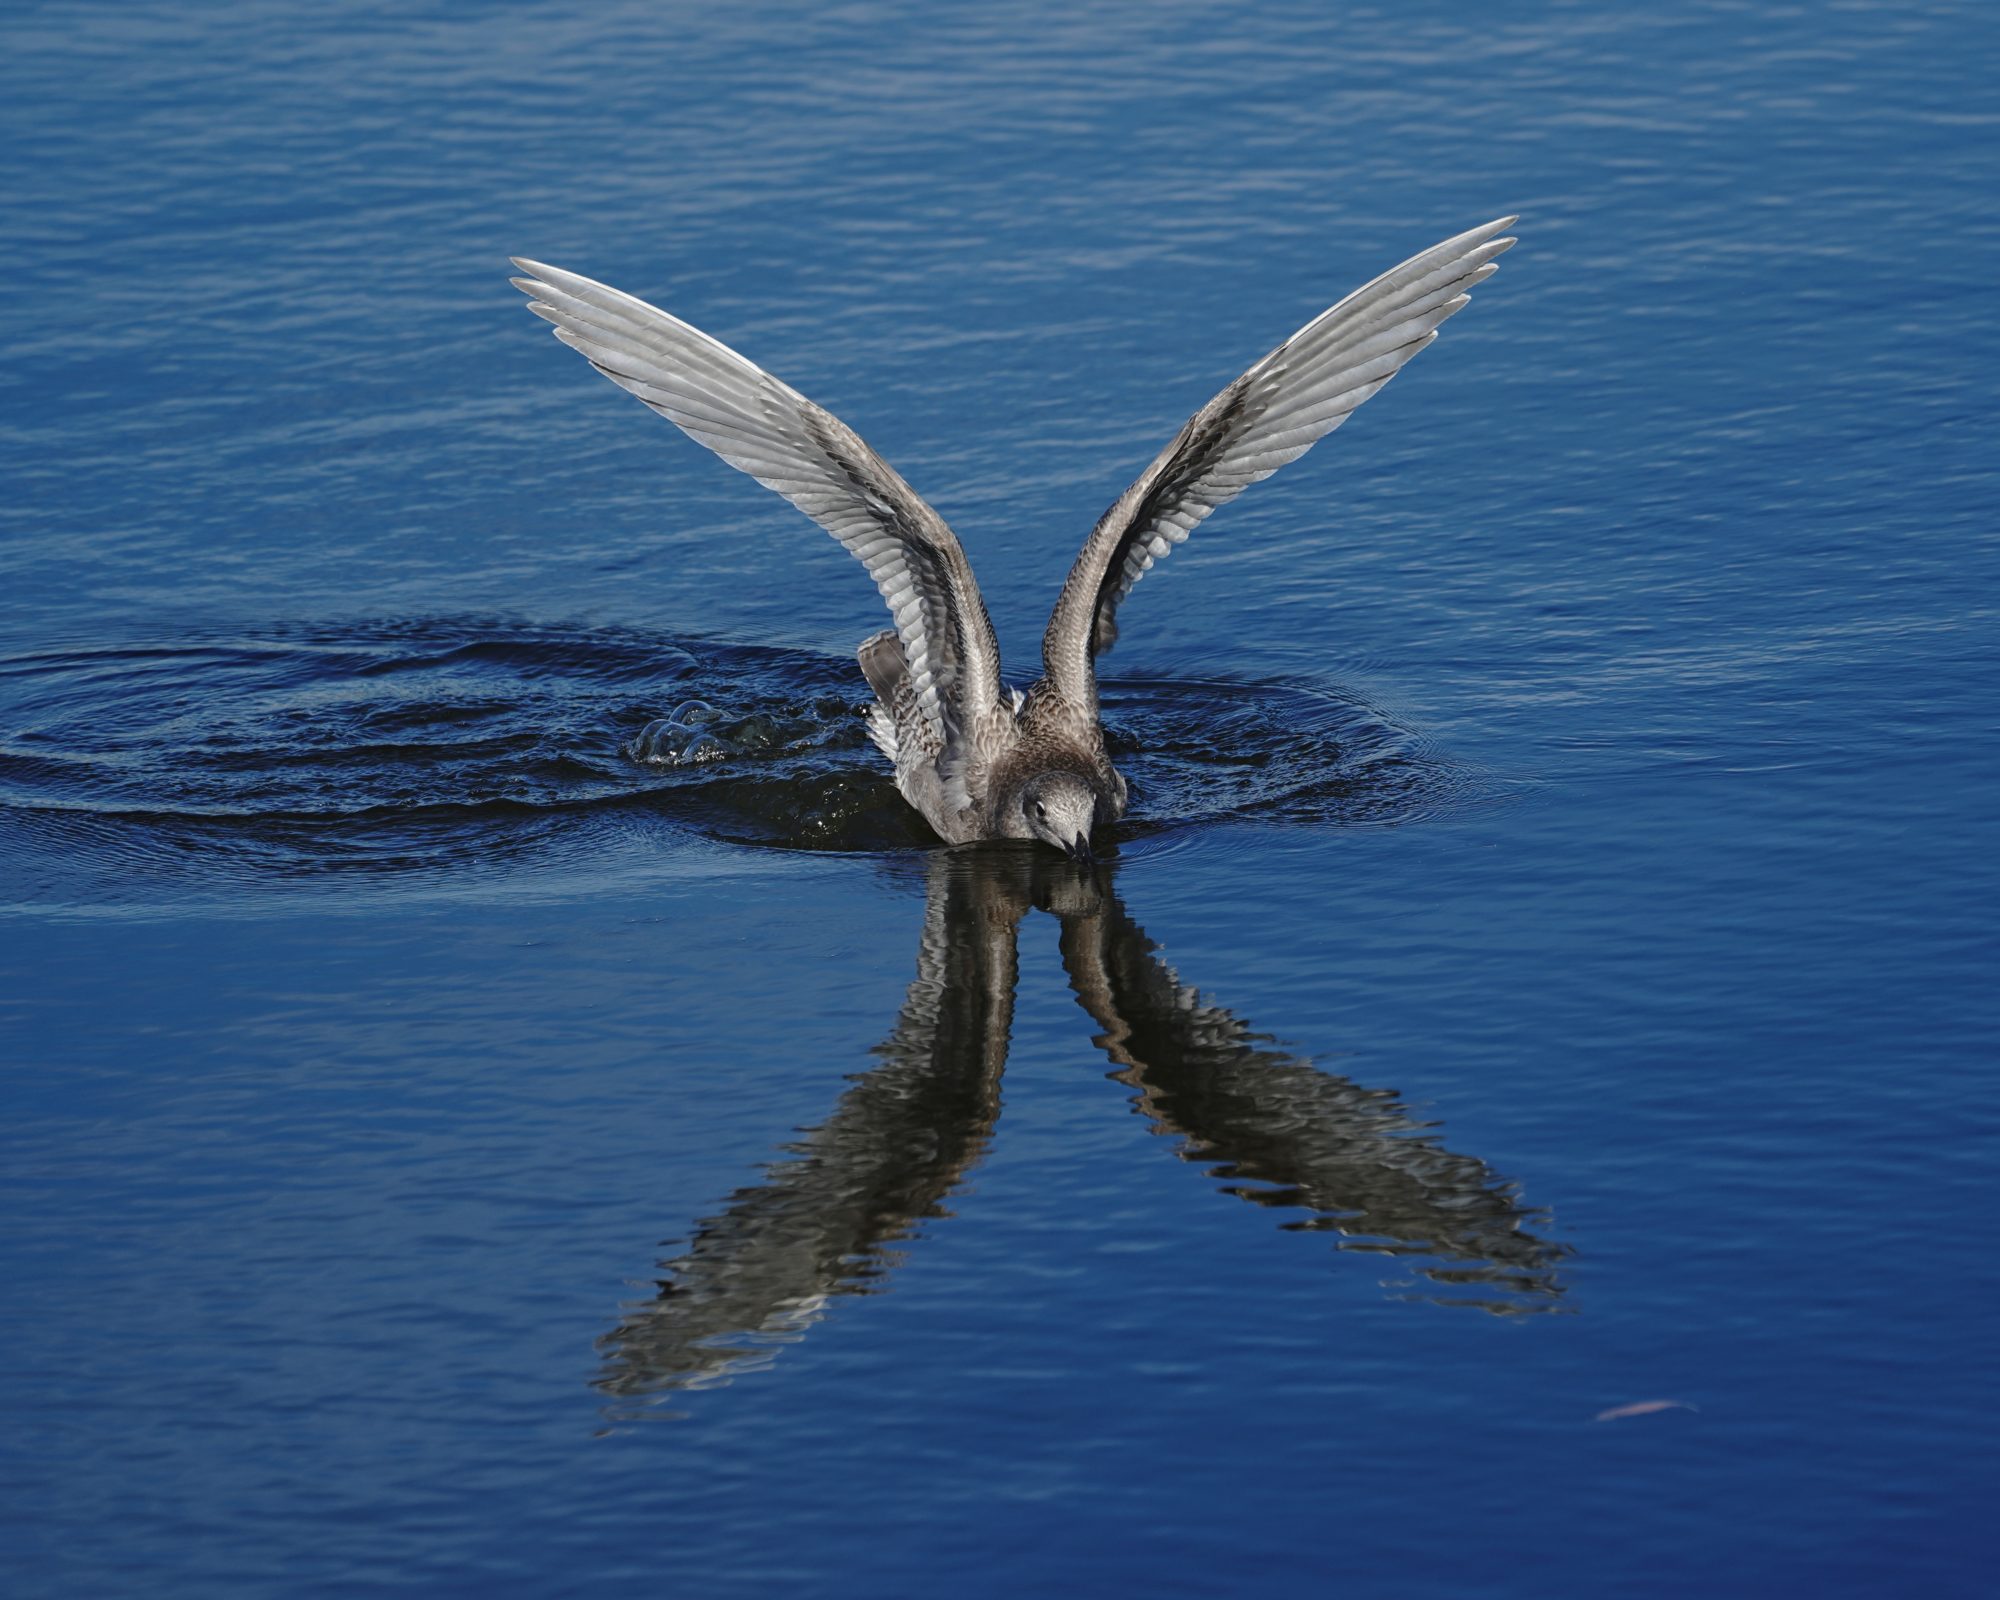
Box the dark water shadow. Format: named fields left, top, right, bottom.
left=0, top=619, right=1486, bottom=904
left=597, top=847, right=1569, bottom=1417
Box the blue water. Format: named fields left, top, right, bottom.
left=3, top=2, right=1996, bottom=1594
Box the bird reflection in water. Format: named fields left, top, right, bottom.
left=597, top=849, right=1568, bottom=1410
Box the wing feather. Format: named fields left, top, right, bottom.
left=1041, top=219, right=1516, bottom=707
left=511, top=259, right=1001, bottom=751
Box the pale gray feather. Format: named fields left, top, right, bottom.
left=510, top=258, right=1003, bottom=754
left=1041, top=217, right=1518, bottom=713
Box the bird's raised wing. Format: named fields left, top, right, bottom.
left=1041, top=218, right=1517, bottom=711
left=511, top=259, right=1003, bottom=748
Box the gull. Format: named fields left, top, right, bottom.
left=511, top=217, right=1515, bottom=859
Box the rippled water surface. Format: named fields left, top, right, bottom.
left=3, top=3, right=1996, bottom=1596
left=0, top=621, right=1456, bottom=891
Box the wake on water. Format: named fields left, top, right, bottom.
left=0, top=619, right=1483, bottom=899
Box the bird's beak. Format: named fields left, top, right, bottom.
left=1064, top=832, right=1094, bottom=865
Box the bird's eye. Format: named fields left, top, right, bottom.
left=1033, top=801, right=1046, bottom=818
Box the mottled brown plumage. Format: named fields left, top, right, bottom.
left=512, top=217, right=1516, bottom=855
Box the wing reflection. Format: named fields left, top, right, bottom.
left=595, top=851, right=1023, bottom=1405
left=599, top=849, right=1566, bottom=1409
left=1043, top=860, right=1568, bottom=1313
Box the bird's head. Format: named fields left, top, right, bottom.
left=1021, top=770, right=1098, bottom=863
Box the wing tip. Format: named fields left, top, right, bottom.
left=1465, top=216, right=1519, bottom=257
